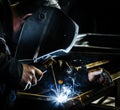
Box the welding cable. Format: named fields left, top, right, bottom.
left=37, top=70, right=47, bottom=81
left=23, top=81, right=32, bottom=91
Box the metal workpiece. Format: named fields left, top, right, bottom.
left=16, top=57, right=119, bottom=109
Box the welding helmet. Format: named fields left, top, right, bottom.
left=10, top=0, right=60, bottom=10
left=14, top=6, right=79, bottom=62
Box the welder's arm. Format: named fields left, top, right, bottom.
left=0, top=36, right=43, bottom=91
left=0, top=52, right=43, bottom=90
left=0, top=52, right=23, bottom=89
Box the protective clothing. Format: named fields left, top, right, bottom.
left=0, top=0, right=23, bottom=109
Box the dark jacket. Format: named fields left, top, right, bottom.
left=0, top=0, right=23, bottom=109
left=0, top=33, right=23, bottom=110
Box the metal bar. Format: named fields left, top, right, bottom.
left=111, top=71, right=120, bottom=81
left=75, top=60, right=110, bottom=70
left=17, top=91, right=53, bottom=101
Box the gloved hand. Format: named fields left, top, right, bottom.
left=19, top=64, right=43, bottom=90
left=88, top=68, right=112, bottom=86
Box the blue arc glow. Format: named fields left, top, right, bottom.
left=54, top=86, right=71, bottom=103
left=56, top=93, right=68, bottom=103
left=43, top=59, right=86, bottom=105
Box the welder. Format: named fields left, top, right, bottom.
left=0, top=0, right=112, bottom=110
left=0, top=0, right=44, bottom=109
left=0, top=0, right=61, bottom=109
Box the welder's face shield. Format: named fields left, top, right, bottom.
left=14, top=6, right=79, bottom=62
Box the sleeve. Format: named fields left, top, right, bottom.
left=0, top=35, right=23, bottom=89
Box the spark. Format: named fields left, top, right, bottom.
left=56, top=93, right=68, bottom=103
left=51, top=86, right=73, bottom=105
left=19, top=59, right=87, bottom=107
left=49, top=61, right=81, bottom=105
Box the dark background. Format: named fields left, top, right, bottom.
left=58, top=0, right=120, bottom=35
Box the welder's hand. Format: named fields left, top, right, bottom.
left=88, top=68, right=103, bottom=82
left=19, top=64, right=43, bottom=90
left=88, top=68, right=112, bottom=86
